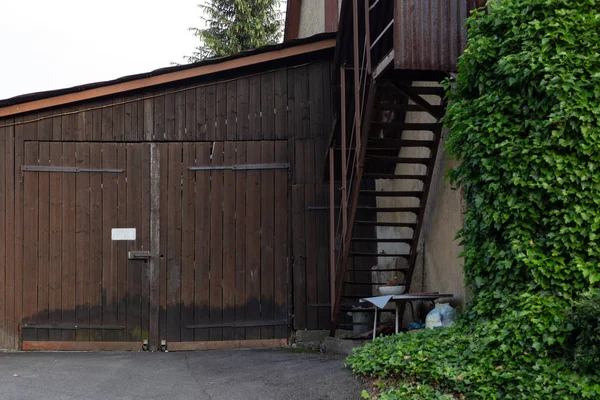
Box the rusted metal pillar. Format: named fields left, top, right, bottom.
left=340, top=66, right=348, bottom=245
left=329, top=148, right=335, bottom=318
left=352, top=0, right=361, bottom=163
left=364, top=0, right=371, bottom=74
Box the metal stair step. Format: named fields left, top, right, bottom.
left=352, top=237, right=413, bottom=243
left=371, top=122, right=440, bottom=131
left=354, top=221, right=417, bottom=227
left=363, top=173, right=427, bottom=180
left=349, top=253, right=410, bottom=258
left=375, top=103, right=445, bottom=113
left=365, top=155, right=431, bottom=164
left=367, top=138, right=435, bottom=148
left=357, top=206, right=421, bottom=213
left=359, top=190, right=423, bottom=198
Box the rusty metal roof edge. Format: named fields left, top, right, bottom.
left=0, top=32, right=336, bottom=110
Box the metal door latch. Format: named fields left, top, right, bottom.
left=128, top=251, right=152, bottom=260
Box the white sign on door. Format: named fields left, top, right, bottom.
left=111, top=228, right=136, bottom=241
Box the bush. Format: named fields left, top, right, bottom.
left=347, top=0, right=600, bottom=398
left=568, top=289, right=600, bottom=373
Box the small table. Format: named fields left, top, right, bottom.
left=359, top=293, right=453, bottom=341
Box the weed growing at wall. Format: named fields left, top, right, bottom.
left=348, top=0, right=600, bottom=397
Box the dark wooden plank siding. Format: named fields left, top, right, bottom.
left=0, top=56, right=335, bottom=348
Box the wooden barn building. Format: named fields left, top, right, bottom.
left=0, top=0, right=481, bottom=351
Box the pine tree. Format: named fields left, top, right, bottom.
left=186, top=0, right=283, bottom=63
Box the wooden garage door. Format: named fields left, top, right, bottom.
left=20, top=140, right=288, bottom=350
left=159, top=141, right=289, bottom=348
left=21, top=142, right=153, bottom=349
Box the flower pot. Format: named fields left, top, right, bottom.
left=379, top=285, right=406, bottom=295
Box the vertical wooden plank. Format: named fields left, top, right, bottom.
left=294, top=139, right=306, bottom=185
left=75, top=143, right=90, bottom=341
left=149, top=143, right=161, bottom=350
left=88, top=143, right=103, bottom=341
left=304, top=139, right=318, bottom=330
left=91, top=108, right=102, bottom=141
left=4, top=121, right=15, bottom=349
left=136, top=100, right=145, bottom=141
left=22, top=142, right=39, bottom=342
left=245, top=142, right=261, bottom=339
left=296, top=66, right=311, bottom=139
left=37, top=111, right=53, bottom=141
left=234, top=142, right=247, bottom=340
left=226, top=81, right=237, bottom=141
left=249, top=76, right=261, bottom=141
left=154, top=94, right=165, bottom=141
left=75, top=107, right=85, bottom=140
left=316, top=184, right=331, bottom=330
left=261, top=73, right=275, bottom=140
left=158, top=143, right=168, bottom=341
left=260, top=142, right=275, bottom=339
left=124, top=102, right=133, bottom=141
left=194, top=143, right=212, bottom=341
left=222, top=142, right=236, bottom=340
left=116, top=144, right=128, bottom=342
left=166, top=143, right=182, bottom=342
left=101, top=100, right=113, bottom=141
left=309, top=62, right=325, bottom=140
left=61, top=107, right=75, bottom=141
left=101, top=143, right=118, bottom=341
left=209, top=142, right=224, bottom=341
left=61, top=142, right=76, bottom=341
left=52, top=114, right=62, bottom=141
left=0, top=136, right=7, bottom=347
left=236, top=79, right=249, bottom=141
left=292, top=185, right=307, bottom=330
left=205, top=85, right=216, bottom=141
left=112, top=98, right=125, bottom=141
left=216, top=83, right=227, bottom=142
left=185, top=89, right=196, bottom=141
left=175, top=91, right=186, bottom=141
left=14, top=118, right=24, bottom=348
left=274, top=69, right=288, bottom=140
left=144, top=98, right=155, bottom=141
left=140, top=144, right=151, bottom=343
left=273, top=141, right=289, bottom=338
left=84, top=107, right=94, bottom=141
left=180, top=143, right=195, bottom=342
left=48, top=142, right=63, bottom=341
left=195, top=87, right=207, bottom=141
left=165, top=93, right=176, bottom=141
left=127, top=144, right=143, bottom=341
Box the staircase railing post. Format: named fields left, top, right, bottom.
left=329, top=148, right=336, bottom=319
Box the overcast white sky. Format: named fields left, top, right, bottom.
left=0, top=0, right=203, bottom=100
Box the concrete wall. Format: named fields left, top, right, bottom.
left=422, top=157, right=467, bottom=310
left=298, top=0, right=326, bottom=38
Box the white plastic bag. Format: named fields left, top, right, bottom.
left=425, top=303, right=456, bottom=329
left=425, top=305, right=442, bottom=329
left=439, top=303, right=457, bottom=328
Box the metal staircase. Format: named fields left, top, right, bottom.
left=326, top=0, right=452, bottom=334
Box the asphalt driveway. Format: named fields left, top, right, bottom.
left=0, top=349, right=363, bottom=400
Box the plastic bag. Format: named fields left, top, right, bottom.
left=439, top=303, right=456, bottom=328
left=425, top=305, right=442, bottom=329
left=425, top=303, right=456, bottom=329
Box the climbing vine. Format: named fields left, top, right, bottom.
left=347, top=0, right=600, bottom=398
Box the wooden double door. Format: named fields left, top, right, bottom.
left=20, top=141, right=288, bottom=350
